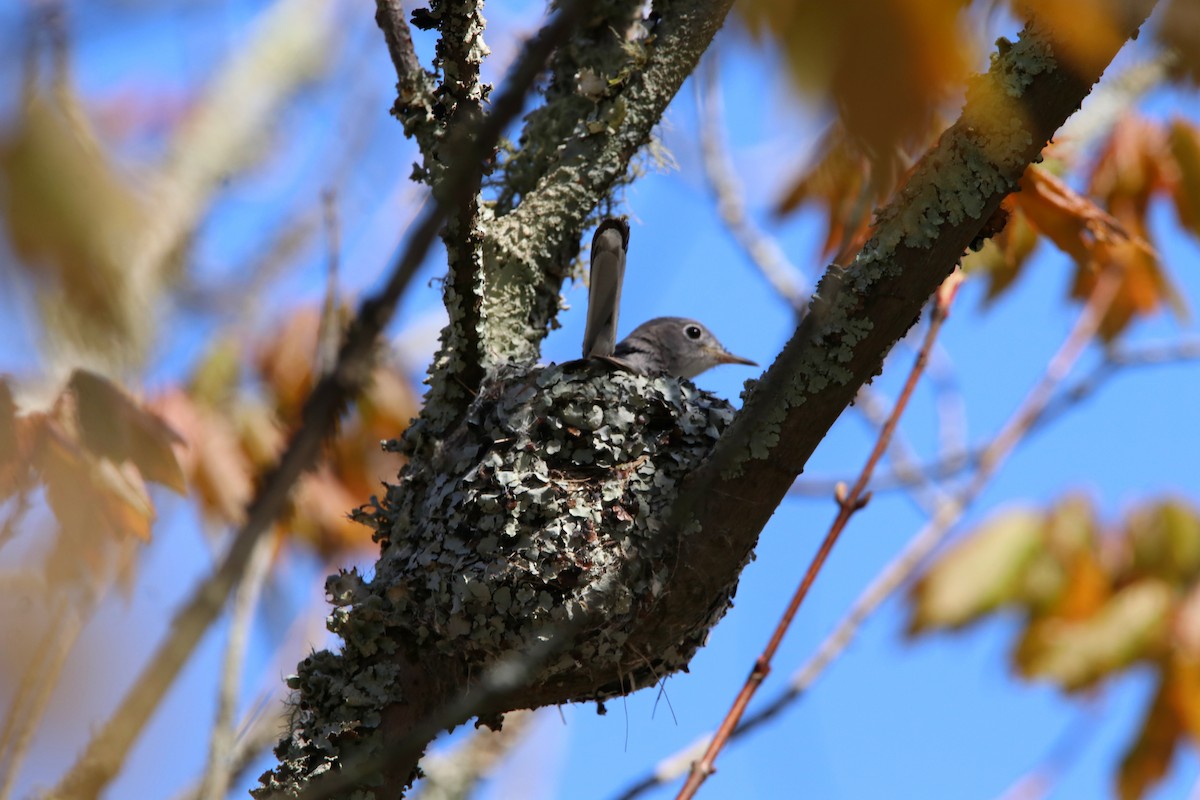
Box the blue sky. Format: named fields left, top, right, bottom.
left=2, top=2, right=1199, bottom=799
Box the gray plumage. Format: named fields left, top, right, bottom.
left=582, top=218, right=629, bottom=359
left=610, top=317, right=757, bottom=379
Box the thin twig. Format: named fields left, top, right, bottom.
left=675, top=272, right=960, bottom=800
left=49, top=2, right=590, bottom=795
left=374, top=0, right=425, bottom=84
left=788, top=337, right=1200, bottom=497
left=0, top=597, right=84, bottom=800
left=618, top=266, right=1122, bottom=800
left=695, top=53, right=809, bottom=315
left=991, top=704, right=1102, bottom=800
left=197, top=532, right=275, bottom=800
left=412, top=709, right=536, bottom=800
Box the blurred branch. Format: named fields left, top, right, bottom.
left=0, top=597, right=84, bottom=800
left=411, top=710, right=535, bottom=800
left=675, top=270, right=957, bottom=800
left=632, top=10, right=1158, bottom=749
left=619, top=266, right=1123, bottom=800
left=49, top=1, right=587, bottom=795
left=789, top=337, right=1200, bottom=496
left=483, top=0, right=739, bottom=364
left=197, top=533, right=275, bottom=800
left=375, top=0, right=426, bottom=90
left=696, top=53, right=809, bottom=316
left=992, top=706, right=1101, bottom=800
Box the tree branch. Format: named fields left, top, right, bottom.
left=639, top=0, right=1159, bottom=667
left=49, top=2, right=586, bottom=795
left=483, top=0, right=739, bottom=364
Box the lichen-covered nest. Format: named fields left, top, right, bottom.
left=338, top=360, right=738, bottom=688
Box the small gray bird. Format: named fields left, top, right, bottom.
left=609, top=317, right=757, bottom=379
left=582, top=218, right=630, bottom=359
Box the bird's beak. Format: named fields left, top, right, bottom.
left=711, top=348, right=758, bottom=368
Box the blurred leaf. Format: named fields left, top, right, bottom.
left=1167, top=118, right=1200, bottom=237
left=1015, top=165, right=1183, bottom=340
left=1159, top=0, right=1200, bottom=83
left=34, top=417, right=153, bottom=595
left=1067, top=235, right=1186, bottom=340
left=771, top=125, right=886, bottom=260
left=908, top=508, right=1045, bottom=634
left=1015, top=580, right=1170, bottom=690
left=1173, top=585, right=1200, bottom=661
left=293, top=466, right=372, bottom=557
left=1124, top=498, right=1200, bottom=583
left=1089, top=115, right=1169, bottom=223
left=1018, top=166, right=1125, bottom=263
left=1023, top=494, right=1108, bottom=618
left=68, top=370, right=186, bottom=494
left=152, top=389, right=254, bottom=524
left=963, top=199, right=1039, bottom=302
left=737, top=0, right=973, bottom=158
left=257, top=307, right=320, bottom=421
left=1118, top=672, right=1180, bottom=800
left=0, top=90, right=151, bottom=357
left=1012, top=0, right=1128, bottom=79
left=189, top=337, right=244, bottom=407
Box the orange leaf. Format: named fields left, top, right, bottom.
left=1015, top=580, right=1170, bottom=691
left=1089, top=115, right=1169, bottom=224
left=739, top=0, right=972, bottom=158
left=152, top=389, right=254, bottom=524
left=1118, top=673, right=1181, bottom=800
left=1167, top=118, right=1200, bottom=238
left=963, top=200, right=1039, bottom=303
left=257, top=308, right=320, bottom=422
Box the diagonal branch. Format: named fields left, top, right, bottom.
left=635, top=0, right=1160, bottom=672
left=676, top=270, right=958, bottom=799
left=49, top=4, right=592, bottom=797
left=483, top=0, right=739, bottom=364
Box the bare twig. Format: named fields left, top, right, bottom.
left=0, top=598, right=84, bottom=800
left=375, top=0, right=425, bottom=86
left=618, top=266, right=1123, bottom=800
left=788, top=337, right=1200, bottom=497
left=197, top=533, right=275, bottom=800
left=695, top=54, right=809, bottom=315
left=49, top=2, right=590, bottom=795
left=675, top=272, right=960, bottom=800
left=412, top=709, right=536, bottom=800
left=991, top=706, right=1101, bottom=800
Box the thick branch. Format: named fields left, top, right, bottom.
left=483, top=0, right=738, bottom=363
left=639, top=2, right=1159, bottom=657
left=434, top=0, right=488, bottom=400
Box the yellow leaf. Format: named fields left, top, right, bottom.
left=1016, top=580, right=1170, bottom=691
left=1124, top=498, right=1200, bottom=582
left=908, top=507, right=1045, bottom=634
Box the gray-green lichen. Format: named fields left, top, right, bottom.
left=718, top=21, right=1066, bottom=480
left=257, top=361, right=739, bottom=797
left=377, top=361, right=736, bottom=665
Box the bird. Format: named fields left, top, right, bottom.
left=581, top=218, right=629, bottom=360
left=608, top=316, right=757, bottom=379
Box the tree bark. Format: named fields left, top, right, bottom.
left=258, top=2, right=1158, bottom=798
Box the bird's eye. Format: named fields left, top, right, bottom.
left=684, top=324, right=702, bottom=340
